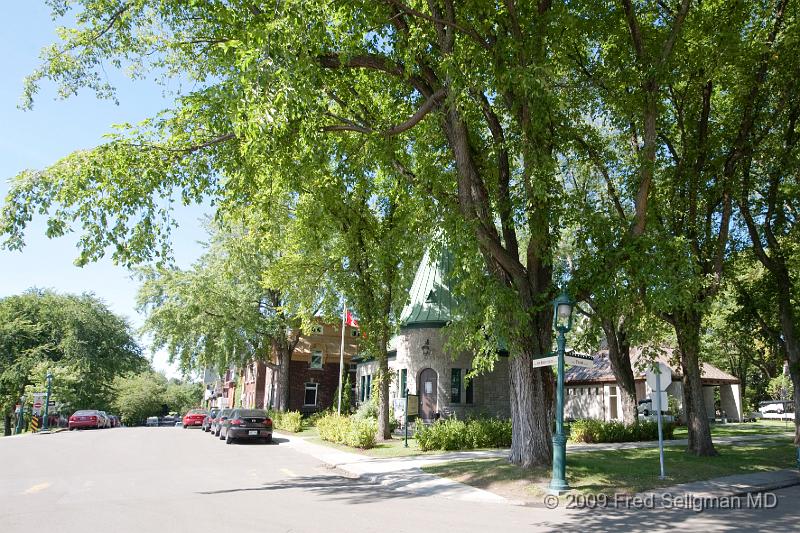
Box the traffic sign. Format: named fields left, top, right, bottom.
left=646, top=362, right=672, bottom=391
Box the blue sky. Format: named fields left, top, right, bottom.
left=0, top=4, right=209, bottom=378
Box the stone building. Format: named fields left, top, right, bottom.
left=355, top=248, right=510, bottom=423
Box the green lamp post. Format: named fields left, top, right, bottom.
left=43, top=371, right=53, bottom=431
left=549, top=290, right=574, bottom=494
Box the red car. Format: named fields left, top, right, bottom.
left=182, top=409, right=208, bottom=428
left=68, top=410, right=104, bottom=430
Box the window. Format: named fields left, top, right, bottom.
left=304, top=383, right=318, bottom=406
left=451, top=369, right=461, bottom=403
left=465, top=370, right=474, bottom=404
left=350, top=328, right=360, bottom=337
left=349, top=363, right=358, bottom=372
left=399, top=368, right=407, bottom=396
left=366, top=375, right=372, bottom=399
left=360, top=375, right=366, bottom=402
left=311, top=325, right=323, bottom=335
left=310, top=349, right=323, bottom=369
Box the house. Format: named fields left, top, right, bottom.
left=355, top=248, right=510, bottom=422
left=564, top=349, right=743, bottom=422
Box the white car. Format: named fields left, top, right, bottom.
left=756, top=400, right=796, bottom=420
left=146, top=416, right=159, bottom=427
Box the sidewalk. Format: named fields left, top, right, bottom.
left=637, top=469, right=800, bottom=504
left=275, top=431, right=511, bottom=505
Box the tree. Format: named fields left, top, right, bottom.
left=164, top=379, right=203, bottom=416
left=111, top=371, right=167, bottom=426
left=0, top=290, right=147, bottom=434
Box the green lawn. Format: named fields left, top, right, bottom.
left=306, top=434, right=450, bottom=458
left=672, top=420, right=795, bottom=439
left=421, top=440, right=797, bottom=501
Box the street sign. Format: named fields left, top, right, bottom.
left=533, top=354, right=558, bottom=368
left=564, top=353, right=594, bottom=368
left=645, top=362, right=672, bottom=391
left=407, top=394, right=419, bottom=417
left=48, top=401, right=55, bottom=407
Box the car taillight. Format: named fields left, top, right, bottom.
left=69, top=416, right=75, bottom=421
left=91, top=416, right=97, bottom=421
left=230, top=419, right=243, bottom=426
left=264, top=419, right=272, bottom=427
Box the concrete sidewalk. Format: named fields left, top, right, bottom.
left=275, top=431, right=512, bottom=505
left=638, top=469, right=800, bottom=504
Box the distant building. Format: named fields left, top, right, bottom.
left=564, top=349, right=742, bottom=422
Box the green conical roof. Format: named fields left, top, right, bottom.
left=400, top=247, right=455, bottom=329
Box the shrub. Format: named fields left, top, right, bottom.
left=270, top=410, right=303, bottom=433
left=415, top=417, right=512, bottom=451
left=568, top=419, right=675, bottom=443
left=317, top=413, right=377, bottom=449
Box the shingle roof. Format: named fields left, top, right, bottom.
left=399, top=247, right=455, bottom=329
left=565, top=347, right=739, bottom=384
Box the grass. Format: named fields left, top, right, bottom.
left=421, top=439, right=797, bottom=501
left=672, top=420, right=795, bottom=439
left=307, top=434, right=451, bottom=458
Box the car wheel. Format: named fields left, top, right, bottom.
left=264, top=435, right=272, bottom=444
left=226, top=433, right=234, bottom=445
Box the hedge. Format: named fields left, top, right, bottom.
left=568, top=419, right=675, bottom=443
left=317, top=413, right=377, bottom=449
left=415, top=417, right=512, bottom=451
left=270, top=410, right=303, bottom=433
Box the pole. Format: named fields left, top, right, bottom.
left=15, top=397, right=25, bottom=435
left=404, top=388, right=409, bottom=448
left=43, top=372, right=53, bottom=431
left=655, top=368, right=666, bottom=480
left=337, top=301, right=347, bottom=415
left=549, top=329, right=570, bottom=494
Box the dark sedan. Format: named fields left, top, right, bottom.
left=219, top=409, right=273, bottom=444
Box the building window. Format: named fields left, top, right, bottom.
left=311, top=325, right=323, bottom=335
left=451, top=369, right=461, bottom=403
left=360, top=375, right=366, bottom=402
left=304, top=383, right=318, bottom=406
left=366, top=375, right=372, bottom=399
left=310, top=349, right=323, bottom=369
left=350, top=328, right=360, bottom=337
left=399, top=368, right=407, bottom=396
left=349, top=363, right=358, bottom=372
left=465, top=370, right=474, bottom=404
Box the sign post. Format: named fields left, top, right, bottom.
left=43, top=372, right=53, bottom=431
left=404, top=388, right=409, bottom=448
left=15, top=398, right=25, bottom=435
left=646, top=362, right=671, bottom=480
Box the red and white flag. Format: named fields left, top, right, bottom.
left=345, top=310, right=359, bottom=328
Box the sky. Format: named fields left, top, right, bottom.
left=0, top=4, right=209, bottom=379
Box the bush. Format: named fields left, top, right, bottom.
left=415, top=417, right=512, bottom=451
left=270, top=410, right=303, bottom=433
left=317, top=413, right=377, bottom=449
left=568, top=419, right=674, bottom=443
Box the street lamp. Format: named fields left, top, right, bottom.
left=549, top=290, right=574, bottom=494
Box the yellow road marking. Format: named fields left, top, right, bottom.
left=23, top=482, right=50, bottom=494
left=280, top=468, right=297, bottom=478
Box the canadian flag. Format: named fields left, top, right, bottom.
left=345, top=310, right=359, bottom=328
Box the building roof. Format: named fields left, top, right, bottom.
left=565, top=348, right=739, bottom=385
left=399, top=247, right=455, bottom=329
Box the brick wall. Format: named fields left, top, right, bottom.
left=288, top=360, right=355, bottom=413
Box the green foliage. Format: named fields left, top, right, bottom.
left=270, top=410, right=303, bottom=433
left=164, top=380, right=203, bottom=416
left=767, top=375, right=794, bottom=401
left=317, top=413, right=377, bottom=449
left=332, top=371, right=352, bottom=415
left=568, top=419, right=675, bottom=444
left=415, top=417, right=512, bottom=452
left=0, top=289, right=147, bottom=419
left=111, top=371, right=168, bottom=426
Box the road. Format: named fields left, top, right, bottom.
left=0, top=428, right=797, bottom=532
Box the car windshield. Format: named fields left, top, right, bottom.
left=188, top=409, right=207, bottom=415
left=218, top=409, right=232, bottom=417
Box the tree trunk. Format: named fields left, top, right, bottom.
left=602, top=319, right=638, bottom=424
left=271, top=338, right=292, bottom=412
left=775, top=268, right=800, bottom=445
left=508, top=322, right=555, bottom=468
left=673, top=310, right=718, bottom=456
left=3, top=412, right=11, bottom=436
left=376, top=332, right=391, bottom=440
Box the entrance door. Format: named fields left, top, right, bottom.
left=419, top=368, right=438, bottom=420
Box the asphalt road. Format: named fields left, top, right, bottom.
left=0, top=428, right=797, bottom=532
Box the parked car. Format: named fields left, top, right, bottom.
left=68, top=410, right=104, bottom=430
left=96, top=411, right=111, bottom=428
left=107, top=414, right=119, bottom=428
left=219, top=409, right=273, bottom=444
left=202, top=408, right=219, bottom=432
left=182, top=408, right=208, bottom=428
left=756, top=400, right=796, bottom=420
left=146, top=416, right=159, bottom=427
left=212, top=409, right=233, bottom=437
left=161, top=414, right=178, bottom=427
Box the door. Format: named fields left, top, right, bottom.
left=419, top=368, right=437, bottom=420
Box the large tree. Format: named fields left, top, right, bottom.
left=0, top=289, right=147, bottom=434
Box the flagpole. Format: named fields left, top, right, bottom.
left=337, top=300, right=346, bottom=415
